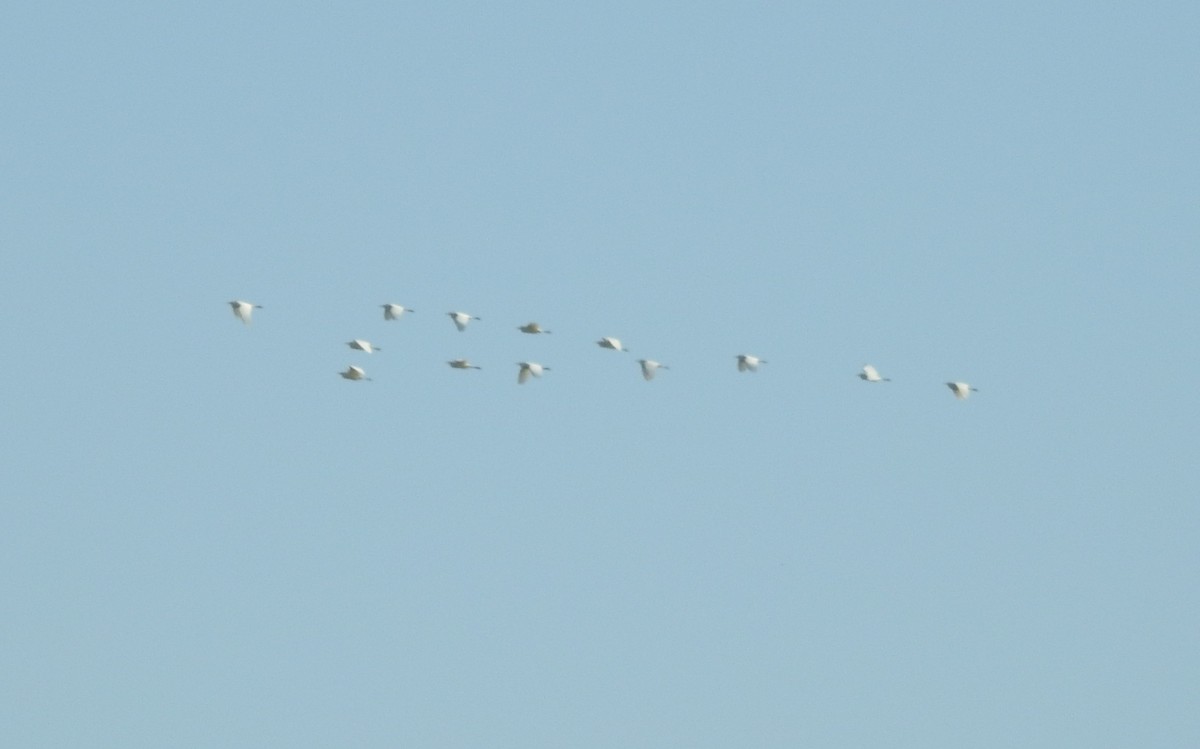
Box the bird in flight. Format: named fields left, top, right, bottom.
left=736, top=354, right=765, bottom=372
left=517, top=361, right=549, bottom=384
left=340, top=365, right=371, bottom=381
left=858, top=364, right=890, bottom=382
left=347, top=339, right=381, bottom=353
left=518, top=321, right=551, bottom=334
left=946, top=381, right=979, bottom=399
left=381, top=304, right=414, bottom=320
left=229, top=300, right=262, bottom=325
left=448, top=359, right=482, bottom=370
left=638, top=359, right=668, bottom=381
left=597, top=336, right=628, bottom=352
left=448, top=311, right=481, bottom=331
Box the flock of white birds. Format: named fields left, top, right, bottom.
left=228, top=299, right=980, bottom=399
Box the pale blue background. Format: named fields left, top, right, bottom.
left=2, top=2, right=1197, bottom=746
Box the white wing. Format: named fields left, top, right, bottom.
left=230, top=301, right=252, bottom=324
left=738, top=355, right=759, bottom=372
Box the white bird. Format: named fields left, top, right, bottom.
left=448, top=359, right=481, bottom=370
left=517, top=361, right=549, bottom=384
left=947, top=381, right=979, bottom=400
left=597, top=336, right=628, bottom=352
left=381, top=304, right=414, bottom=320
left=638, top=359, right=668, bottom=381
left=736, top=354, right=765, bottom=372
left=347, top=339, right=381, bottom=353
left=518, top=321, right=551, bottom=334
left=448, top=311, right=480, bottom=331
left=858, top=364, right=890, bottom=382
left=340, top=365, right=371, bottom=381
left=229, top=300, right=262, bottom=325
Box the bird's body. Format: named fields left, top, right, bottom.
left=736, top=354, right=765, bottom=372
left=229, top=300, right=262, bottom=324
left=448, top=359, right=481, bottom=370
left=381, top=304, right=414, bottom=320
left=347, top=339, right=380, bottom=353
left=519, top=322, right=551, bottom=334
left=340, top=365, right=370, bottom=381
left=947, top=381, right=979, bottom=399
left=859, top=365, right=890, bottom=382
left=638, top=359, right=668, bottom=381
left=517, top=361, right=549, bottom=384
left=448, top=311, right=480, bottom=331
left=597, top=337, right=627, bottom=352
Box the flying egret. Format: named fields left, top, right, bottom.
left=519, top=322, right=551, bottom=334
left=229, top=300, right=262, bottom=325
left=859, top=365, right=890, bottom=382
left=638, top=359, right=668, bottom=381
left=347, top=339, right=381, bottom=353
left=517, top=361, right=549, bottom=384
left=340, top=365, right=371, bottom=381
left=448, top=311, right=480, bottom=331
left=597, top=337, right=628, bottom=352
left=382, top=304, right=414, bottom=320
left=947, top=381, right=979, bottom=400
left=448, top=359, right=481, bottom=370
left=736, top=354, right=765, bottom=372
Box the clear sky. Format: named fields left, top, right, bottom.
left=2, top=2, right=1197, bottom=746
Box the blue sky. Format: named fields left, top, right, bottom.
left=2, top=2, right=1197, bottom=746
